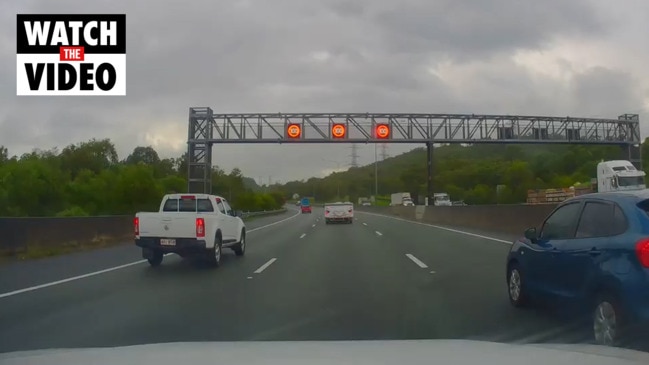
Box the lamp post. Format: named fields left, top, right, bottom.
left=374, top=143, right=378, bottom=197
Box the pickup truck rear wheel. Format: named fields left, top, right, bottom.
left=147, top=250, right=163, bottom=267
left=209, top=236, right=222, bottom=267
left=233, top=231, right=246, bottom=256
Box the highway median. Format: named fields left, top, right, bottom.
left=0, top=209, right=287, bottom=261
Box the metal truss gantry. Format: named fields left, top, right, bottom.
left=187, top=109, right=642, bottom=193
left=187, top=107, right=213, bottom=194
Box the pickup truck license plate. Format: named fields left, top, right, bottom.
left=160, top=238, right=176, bottom=246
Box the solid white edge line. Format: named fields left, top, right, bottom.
left=356, top=211, right=512, bottom=244
left=248, top=209, right=302, bottom=233
left=0, top=209, right=302, bottom=299
left=405, top=254, right=428, bottom=269
left=299, top=233, right=306, bottom=239
left=253, top=258, right=277, bottom=274
left=0, top=260, right=147, bottom=299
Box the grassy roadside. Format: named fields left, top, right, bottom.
left=0, top=209, right=288, bottom=264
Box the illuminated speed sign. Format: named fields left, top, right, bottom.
left=375, top=124, right=390, bottom=139
left=287, top=124, right=302, bottom=138
left=332, top=124, right=346, bottom=138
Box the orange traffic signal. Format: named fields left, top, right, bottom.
left=287, top=124, right=302, bottom=138
left=331, top=123, right=346, bottom=138
left=375, top=124, right=390, bottom=139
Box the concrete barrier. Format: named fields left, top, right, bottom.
left=355, top=204, right=558, bottom=236
left=0, top=216, right=133, bottom=254
left=0, top=209, right=287, bottom=255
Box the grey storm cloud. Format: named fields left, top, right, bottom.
left=0, top=0, right=647, bottom=182
left=571, top=67, right=643, bottom=116
left=371, top=0, right=606, bottom=59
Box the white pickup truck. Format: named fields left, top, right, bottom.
left=324, top=202, right=354, bottom=224
left=135, top=193, right=246, bottom=267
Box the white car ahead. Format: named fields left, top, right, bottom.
left=324, top=202, right=354, bottom=224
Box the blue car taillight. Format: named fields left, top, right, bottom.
left=635, top=238, right=649, bottom=268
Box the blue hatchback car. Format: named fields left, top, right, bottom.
left=506, top=190, right=649, bottom=346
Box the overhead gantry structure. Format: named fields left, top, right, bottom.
left=186, top=108, right=642, bottom=199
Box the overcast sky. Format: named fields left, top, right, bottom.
left=1, top=0, right=648, bottom=184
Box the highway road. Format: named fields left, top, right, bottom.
left=0, top=207, right=647, bottom=354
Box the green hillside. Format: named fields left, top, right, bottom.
left=276, top=142, right=649, bottom=205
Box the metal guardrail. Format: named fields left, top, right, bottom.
left=240, top=208, right=287, bottom=218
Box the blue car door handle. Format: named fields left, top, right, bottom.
left=589, top=248, right=601, bottom=256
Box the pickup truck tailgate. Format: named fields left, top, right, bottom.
left=137, top=212, right=198, bottom=238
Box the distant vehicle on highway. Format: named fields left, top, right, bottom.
left=433, top=192, right=452, bottom=206
left=390, top=192, right=414, bottom=206
left=506, top=189, right=649, bottom=346
left=596, top=160, right=646, bottom=192
left=134, top=194, right=246, bottom=267
left=324, top=202, right=353, bottom=224
left=527, top=160, right=646, bottom=205
left=300, top=197, right=311, bottom=213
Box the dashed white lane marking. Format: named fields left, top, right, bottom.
left=362, top=223, right=368, bottom=226
left=405, top=254, right=428, bottom=269
left=253, top=258, right=277, bottom=274
left=247, top=277, right=253, bottom=279
left=356, top=211, right=511, bottom=244
left=375, top=231, right=383, bottom=236
left=300, top=233, right=306, bottom=239
left=0, top=210, right=302, bottom=299
left=430, top=271, right=436, bottom=274
left=312, top=224, right=316, bottom=227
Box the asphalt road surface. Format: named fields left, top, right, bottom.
left=0, top=207, right=647, bottom=354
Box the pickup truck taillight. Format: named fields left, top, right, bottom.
left=134, top=217, right=139, bottom=236
left=196, top=218, right=205, bottom=238
left=636, top=239, right=649, bottom=268
left=325, top=210, right=329, bottom=214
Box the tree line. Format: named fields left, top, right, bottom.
left=0, top=139, right=284, bottom=217
left=2, top=137, right=647, bottom=216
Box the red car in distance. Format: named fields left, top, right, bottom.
left=300, top=198, right=312, bottom=213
